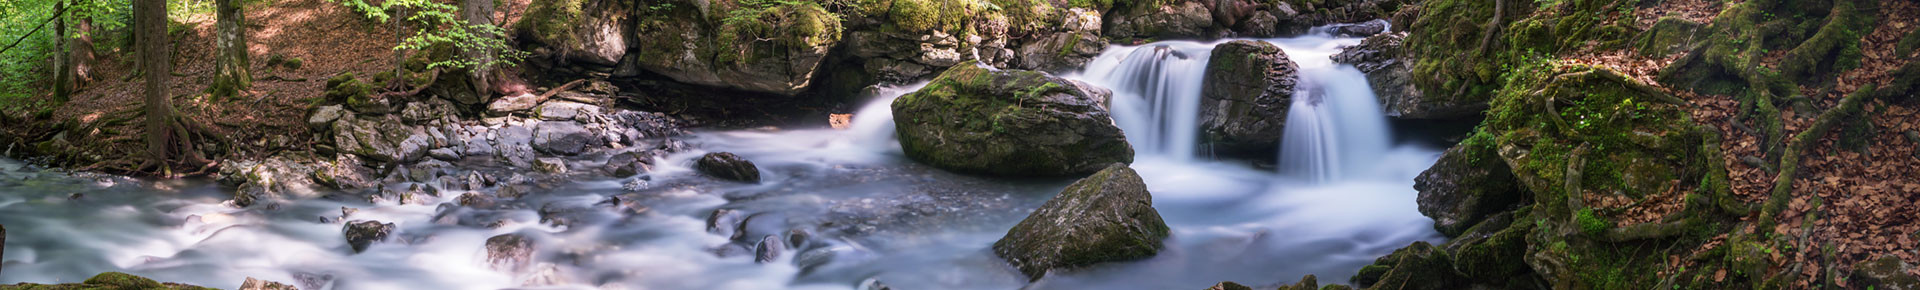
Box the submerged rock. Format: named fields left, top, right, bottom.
left=891, top=61, right=1133, bottom=176
left=993, top=164, right=1169, bottom=280
left=696, top=152, right=761, bottom=183
left=1200, top=40, right=1298, bottom=155
left=1415, top=133, right=1523, bottom=237
left=343, top=220, right=395, bottom=253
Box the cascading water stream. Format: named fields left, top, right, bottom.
left=1079, top=43, right=1214, bottom=160
left=1274, top=61, right=1392, bottom=184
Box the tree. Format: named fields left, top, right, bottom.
left=209, top=0, right=249, bottom=98
left=460, top=0, right=493, bottom=97
left=136, top=0, right=170, bottom=168
left=53, top=0, right=68, bottom=101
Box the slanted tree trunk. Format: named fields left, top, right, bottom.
left=462, top=0, right=494, bottom=98
left=210, top=0, right=250, bottom=98
left=137, top=0, right=173, bottom=168
left=53, top=0, right=70, bottom=102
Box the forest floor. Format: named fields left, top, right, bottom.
left=0, top=0, right=533, bottom=175
left=1568, top=0, right=1920, bottom=285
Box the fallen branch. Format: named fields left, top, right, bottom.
left=0, top=3, right=69, bottom=56
left=535, top=79, right=591, bottom=102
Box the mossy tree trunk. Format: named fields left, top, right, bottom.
left=211, top=0, right=250, bottom=98
left=462, top=0, right=494, bottom=98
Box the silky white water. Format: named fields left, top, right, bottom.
left=0, top=29, right=1441, bottom=290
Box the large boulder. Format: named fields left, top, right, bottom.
left=892, top=61, right=1133, bottom=176
left=531, top=121, right=601, bottom=156
left=992, top=164, right=1169, bottom=280
left=1330, top=32, right=1472, bottom=119
left=1414, top=132, right=1524, bottom=237
left=344, top=220, right=395, bottom=253
left=626, top=1, right=842, bottom=95
left=331, top=114, right=431, bottom=163
left=1351, top=241, right=1466, bottom=289
left=1200, top=40, right=1298, bottom=155
left=1014, top=8, right=1109, bottom=72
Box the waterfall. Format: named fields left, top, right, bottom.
left=1078, top=42, right=1216, bottom=160
left=1080, top=35, right=1392, bottom=183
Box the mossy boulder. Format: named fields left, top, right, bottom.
left=1331, top=32, right=1470, bottom=119
left=343, top=220, right=395, bottom=253
left=891, top=61, right=1133, bottom=176
left=1351, top=241, right=1464, bottom=289
left=627, top=0, right=844, bottom=95
left=330, top=114, right=431, bottom=163
left=993, top=164, right=1169, bottom=280
left=1414, top=131, right=1523, bottom=237
left=1200, top=40, right=1297, bottom=156
left=1441, top=209, right=1539, bottom=287
left=1851, top=255, right=1920, bottom=289
left=515, top=0, right=626, bottom=66
left=1632, top=17, right=1702, bottom=57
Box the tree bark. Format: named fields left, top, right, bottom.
left=137, top=0, right=173, bottom=166
left=212, top=0, right=250, bottom=98
left=462, top=0, right=495, bottom=98
left=71, top=15, right=96, bottom=88
left=54, top=0, right=70, bottom=102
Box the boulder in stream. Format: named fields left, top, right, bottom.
left=343, top=220, right=395, bottom=253
left=238, top=277, right=297, bottom=290
left=486, top=233, right=536, bottom=272
left=992, top=164, right=1169, bottom=280
left=532, top=121, right=601, bottom=156
left=696, top=152, right=761, bottom=183
left=1200, top=40, right=1298, bottom=156
left=1415, top=133, right=1523, bottom=237
left=891, top=61, right=1133, bottom=176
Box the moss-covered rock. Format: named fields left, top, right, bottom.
left=891, top=61, right=1133, bottom=176
left=1443, top=209, right=1538, bottom=287
left=625, top=0, right=845, bottom=95
left=993, top=164, right=1169, bottom=280
left=1851, top=255, right=1920, bottom=289
left=1199, top=40, right=1297, bottom=156
left=1633, top=17, right=1702, bottom=58
left=1415, top=130, right=1524, bottom=237
left=0, top=272, right=216, bottom=289
left=1351, top=241, right=1464, bottom=289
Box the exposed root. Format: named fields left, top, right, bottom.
left=1756, top=84, right=1874, bottom=230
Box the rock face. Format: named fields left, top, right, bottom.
left=1415, top=133, right=1523, bottom=237
left=993, top=164, right=1169, bottom=280
left=696, top=152, right=761, bottom=183
left=344, top=220, right=395, bottom=253
left=1200, top=40, right=1298, bottom=155
left=892, top=61, right=1133, bottom=176
left=1330, top=32, right=1477, bottom=120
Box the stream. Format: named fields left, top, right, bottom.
left=0, top=30, right=1445, bottom=290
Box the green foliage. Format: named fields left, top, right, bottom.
left=715, top=0, right=845, bottom=64
left=327, top=0, right=524, bottom=70
left=1575, top=208, right=1609, bottom=236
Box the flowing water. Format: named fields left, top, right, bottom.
left=0, top=30, right=1443, bottom=289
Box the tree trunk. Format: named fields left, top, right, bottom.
left=53, top=0, right=69, bottom=102
left=211, top=0, right=249, bottom=98
left=137, top=0, right=173, bottom=166
left=462, top=0, right=495, bottom=98
left=72, top=15, right=96, bottom=88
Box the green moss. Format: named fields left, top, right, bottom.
left=516, top=0, right=588, bottom=48
left=1575, top=208, right=1609, bottom=236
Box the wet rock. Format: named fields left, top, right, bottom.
left=428, top=148, right=461, bottom=161
left=238, top=277, right=297, bottom=290
left=993, top=164, right=1169, bottom=280
left=787, top=229, right=811, bottom=248
left=1275, top=275, right=1322, bottom=290
left=604, top=151, right=653, bottom=178
left=892, top=61, right=1133, bottom=176
left=1853, top=255, right=1920, bottom=290
left=343, top=220, right=395, bottom=253
left=621, top=177, right=651, bottom=191
left=532, top=121, right=601, bottom=156
left=1200, top=40, right=1298, bottom=155
left=533, top=158, right=567, bottom=174
left=707, top=208, right=746, bottom=240
left=520, top=262, right=569, bottom=287
left=1443, top=211, right=1537, bottom=287
left=495, top=125, right=538, bottom=167
left=7, top=272, right=215, bottom=289
left=220, top=157, right=323, bottom=207
left=457, top=192, right=496, bottom=208
left=1415, top=133, right=1523, bottom=237
left=1322, top=19, right=1390, bottom=37
left=1330, top=32, right=1464, bottom=120
left=1015, top=9, right=1108, bottom=72
left=755, top=235, right=786, bottom=264
left=858, top=278, right=893, bottom=290
left=696, top=152, right=761, bottom=183
left=487, top=93, right=540, bottom=116
left=1352, top=241, right=1463, bottom=290
left=536, top=101, right=602, bottom=121
left=486, top=233, right=536, bottom=272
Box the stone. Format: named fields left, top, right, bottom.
left=1330, top=32, right=1469, bottom=120
left=707, top=208, right=746, bottom=241
left=1106, top=1, right=1214, bottom=40
left=604, top=151, right=653, bottom=178
left=1205, top=282, right=1253, bottom=290
left=993, top=164, right=1169, bottom=280
left=696, top=152, right=762, bottom=183
left=486, top=233, right=536, bottom=272
left=1322, top=19, right=1390, bottom=37
left=1200, top=40, right=1298, bottom=156
left=399, top=98, right=456, bottom=124
left=892, top=61, right=1133, bottom=176
left=1275, top=275, right=1321, bottom=290
left=535, top=101, right=602, bottom=121
left=238, top=277, right=297, bottom=290
left=332, top=115, right=431, bottom=163
left=3, top=272, right=217, bottom=289
left=487, top=93, right=540, bottom=116
left=531, top=121, right=601, bottom=156
left=1352, top=241, right=1464, bottom=290
left=1415, top=134, right=1523, bottom=237
left=307, top=105, right=347, bottom=132
left=458, top=192, right=496, bottom=208
left=343, top=220, right=395, bottom=253
left=1853, top=255, right=1920, bottom=290
left=754, top=235, right=785, bottom=264
left=533, top=158, right=567, bottom=174
left=623, top=2, right=841, bottom=95
left=428, top=148, right=461, bottom=161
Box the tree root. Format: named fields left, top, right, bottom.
left=1699, top=126, right=1755, bottom=216
left=1600, top=218, right=1696, bottom=243
left=1757, top=84, right=1874, bottom=230
left=1476, top=0, right=1508, bottom=57
left=1566, top=142, right=1592, bottom=224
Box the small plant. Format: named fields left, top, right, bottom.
left=328, top=0, right=525, bottom=70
